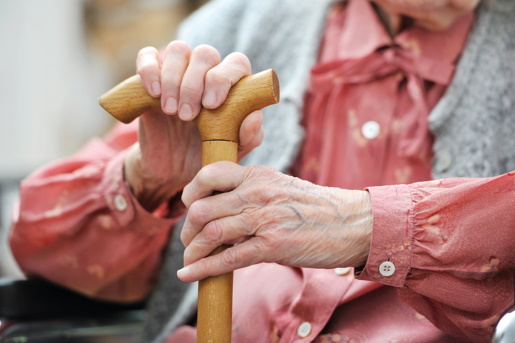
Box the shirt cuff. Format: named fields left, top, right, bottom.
left=356, top=184, right=414, bottom=287
left=102, top=151, right=184, bottom=235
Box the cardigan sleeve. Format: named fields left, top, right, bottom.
left=359, top=171, right=515, bottom=342
left=9, top=121, right=184, bottom=303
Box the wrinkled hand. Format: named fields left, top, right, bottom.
left=124, top=42, right=264, bottom=211
left=177, top=162, right=373, bottom=282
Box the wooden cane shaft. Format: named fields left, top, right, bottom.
left=197, top=246, right=233, bottom=343
left=201, top=141, right=238, bottom=166
left=197, top=140, right=237, bottom=343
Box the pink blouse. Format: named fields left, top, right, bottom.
left=294, top=0, right=473, bottom=189
left=10, top=1, right=515, bottom=342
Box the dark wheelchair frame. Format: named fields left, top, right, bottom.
left=0, top=278, right=146, bottom=343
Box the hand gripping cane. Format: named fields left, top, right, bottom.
left=98, top=69, right=280, bottom=343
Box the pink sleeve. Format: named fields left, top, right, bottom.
left=359, top=172, right=515, bottom=342
left=9, top=121, right=184, bottom=303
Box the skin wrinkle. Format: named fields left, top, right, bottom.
left=183, top=168, right=372, bottom=271
left=292, top=181, right=343, bottom=214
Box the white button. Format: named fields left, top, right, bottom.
left=361, top=121, right=380, bottom=139
left=114, top=194, right=128, bottom=211
left=297, top=322, right=312, bottom=338
left=379, top=261, right=396, bottom=277
left=334, top=267, right=351, bottom=276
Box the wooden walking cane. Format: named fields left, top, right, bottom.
left=98, top=69, right=280, bottom=342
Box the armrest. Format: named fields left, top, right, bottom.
left=0, top=278, right=145, bottom=319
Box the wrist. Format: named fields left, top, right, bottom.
left=357, top=190, right=373, bottom=265
left=124, top=144, right=183, bottom=212
left=338, top=189, right=373, bottom=267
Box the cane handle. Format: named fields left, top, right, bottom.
left=99, top=69, right=279, bottom=143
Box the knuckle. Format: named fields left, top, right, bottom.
left=221, top=247, right=238, bottom=267
left=136, top=51, right=159, bottom=75
left=255, top=166, right=278, bottom=179
left=205, top=69, right=232, bottom=89
left=165, top=40, right=191, bottom=56
left=259, top=230, right=281, bottom=252
left=193, top=44, right=219, bottom=56
left=198, top=164, right=217, bottom=184
left=188, top=201, right=210, bottom=225
left=226, top=52, right=251, bottom=74
left=248, top=186, right=267, bottom=204
left=192, top=44, right=221, bottom=66
left=248, top=239, right=268, bottom=261
left=264, top=229, right=281, bottom=247
left=138, top=46, right=158, bottom=57
left=239, top=212, right=255, bottom=235
left=203, top=220, right=223, bottom=243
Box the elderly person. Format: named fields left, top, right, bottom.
left=10, top=0, right=515, bottom=342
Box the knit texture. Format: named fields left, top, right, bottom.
left=139, top=1, right=515, bottom=342
left=429, top=1, right=515, bottom=178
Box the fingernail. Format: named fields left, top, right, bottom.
left=179, top=104, right=193, bottom=120
left=151, top=81, right=161, bottom=96
left=165, top=97, right=177, bottom=114
left=177, top=266, right=190, bottom=279
left=203, top=91, right=216, bottom=107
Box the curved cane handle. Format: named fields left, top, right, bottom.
left=99, top=69, right=280, bottom=143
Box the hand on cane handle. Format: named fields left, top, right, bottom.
left=99, top=69, right=279, bottom=141
left=99, top=68, right=280, bottom=343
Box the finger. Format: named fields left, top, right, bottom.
left=177, top=238, right=265, bottom=282
left=160, top=41, right=192, bottom=115
left=202, top=52, right=252, bottom=109
left=182, top=162, right=246, bottom=208
left=181, top=191, right=248, bottom=247
left=183, top=213, right=254, bottom=266
left=178, top=45, right=220, bottom=121
left=238, top=110, right=264, bottom=160
left=238, top=126, right=264, bottom=161
left=136, top=47, right=162, bottom=97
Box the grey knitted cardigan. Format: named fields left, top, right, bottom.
left=140, top=1, right=515, bottom=342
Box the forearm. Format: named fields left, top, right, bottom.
left=10, top=145, right=183, bottom=302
